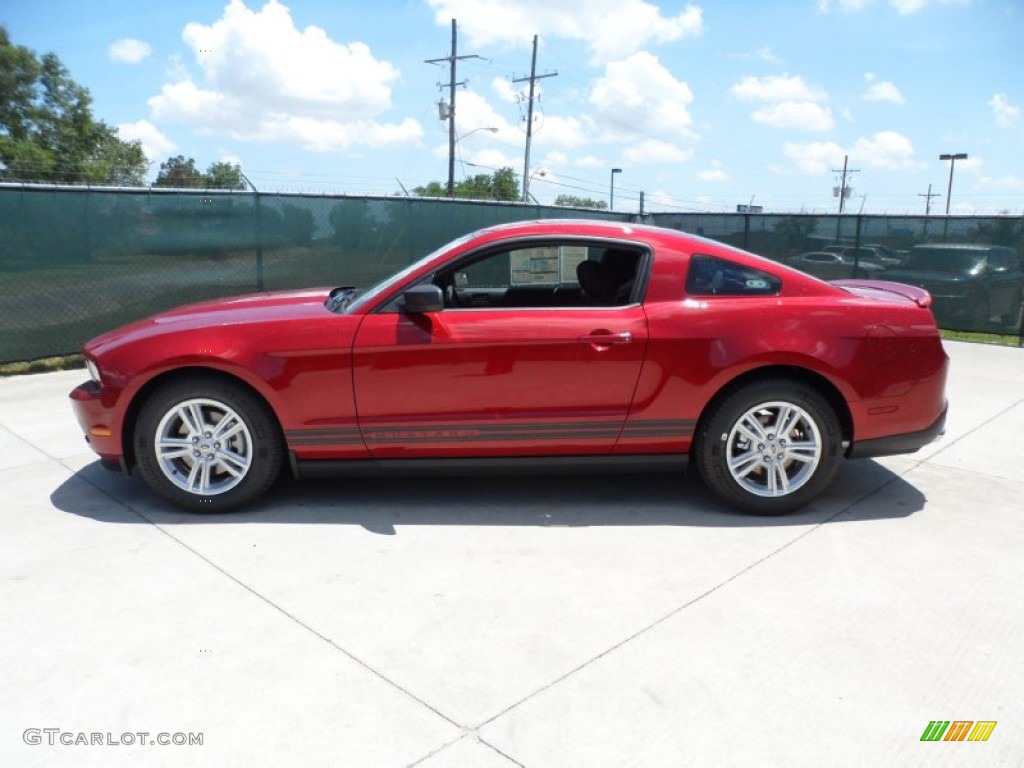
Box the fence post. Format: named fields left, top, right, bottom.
left=254, top=191, right=263, bottom=292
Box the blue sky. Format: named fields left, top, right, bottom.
left=4, top=0, right=1023, bottom=213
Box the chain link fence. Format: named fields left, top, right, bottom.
left=1, top=184, right=1021, bottom=362
left=653, top=211, right=1024, bottom=341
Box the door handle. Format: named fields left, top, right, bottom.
left=579, top=330, right=633, bottom=348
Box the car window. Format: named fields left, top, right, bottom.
left=904, top=248, right=984, bottom=272
left=380, top=242, right=645, bottom=312
left=686, top=254, right=782, bottom=296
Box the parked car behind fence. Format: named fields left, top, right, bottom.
left=883, top=243, right=1024, bottom=333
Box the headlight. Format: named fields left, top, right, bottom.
left=86, top=358, right=101, bottom=384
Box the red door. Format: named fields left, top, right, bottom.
left=351, top=307, right=648, bottom=458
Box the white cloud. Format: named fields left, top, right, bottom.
left=730, top=74, right=827, bottom=103
left=492, top=77, right=520, bottom=104
left=698, top=163, right=730, bottom=182
left=623, top=139, right=694, bottom=164
left=862, top=74, right=905, bottom=104
left=850, top=130, right=924, bottom=170
left=575, top=155, right=605, bottom=169
left=730, top=74, right=832, bottom=131
left=988, top=93, right=1021, bottom=128
left=533, top=115, right=590, bottom=150
left=774, top=132, right=921, bottom=177
left=752, top=102, right=834, bottom=131
left=448, top=90, right=514, bottom=138
left=425, top=0, right=702, bottom=63
left=976, top=175, right=1024, bottom=191
left=148, top=0, right=421, bottom=152
left=116, top=119, right=177, bottom=160
left=780, top=141, right=846, bottom=175
left=109, top=38, right=153, bottom=64
left=590, top=52, right=696, bottom=141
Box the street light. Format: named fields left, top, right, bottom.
left=939, top=152, right=967, bottom=215
left=523, top=167, right=547, bottom=203
left=609, top=168, right=622, bottom=210
left=458, top=126, right=499, bottom=141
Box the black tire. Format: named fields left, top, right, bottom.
left=134, top=376, right=284, bottom=512
left=695, top=379, right=842, bottom=515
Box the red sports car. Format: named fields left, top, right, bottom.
left=70, top=220, right=948, bottom=515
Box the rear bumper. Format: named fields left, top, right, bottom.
left=847, top=402, right=947, bottom=459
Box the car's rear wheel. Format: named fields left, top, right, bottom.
left=696, top=379, right=842, bottom=515
left=134, top=377, right=283, bottom=512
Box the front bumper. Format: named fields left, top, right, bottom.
left=847, top=402, right=948, bottom=459
left=69, top=380, right=124, bottom=465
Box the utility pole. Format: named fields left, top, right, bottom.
left=832, top=155, right=859, bottom=215
left=832, top=154, right=859, bottom=241
left=425, top=19, right=480, bottom=197
left=918, top=183, right=940, bottom=215
left=514, top=35, right=557, bottom=203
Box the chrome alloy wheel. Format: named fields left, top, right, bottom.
left=153, top=398, right=253, bottom=495
left=725, top=400, right=822, bottom=498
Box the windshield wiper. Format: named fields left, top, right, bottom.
left=325, top=286, right=358, bottom=313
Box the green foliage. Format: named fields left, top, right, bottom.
left=0, top=26, right=149, bottom=185
left=154, top=157, right=246, bottom=190
left=969, top=216, right=1024, bottom=250
left=204, top=161, right=246, bottom=190
left=154, top=156, right=203, bottom=188
left=554, top=194, right=608, bottom=210
left=412, top=167, right=521, bottom=201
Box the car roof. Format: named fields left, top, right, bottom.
left=911, top=243, right=1013, bottom=252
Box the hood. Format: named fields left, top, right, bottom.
left=85, top=287, right=335, bottom=355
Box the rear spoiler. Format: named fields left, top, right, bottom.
left=831, top=279, right=932, bottom=308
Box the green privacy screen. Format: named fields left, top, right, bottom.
left=0, top=185, right=1021, bottom=362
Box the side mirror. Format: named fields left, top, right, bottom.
left=402, top=284, right=444, bottom=313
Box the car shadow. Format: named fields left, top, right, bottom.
left=51, top=457, right=927, bottom=534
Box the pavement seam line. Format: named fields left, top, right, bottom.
left=474, top=475, right=898, bottom=731
left=911, top=396, right=1024, bottom=466
left=60, top=462, right=467, bottom=735
left=406, top=733, right=525, bottom=768
left=0, top=420, right=63, bottom=464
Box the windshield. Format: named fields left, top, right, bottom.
left=343, top=231, right=476, bottom=313
left=903, top=248, right=984, bottom=272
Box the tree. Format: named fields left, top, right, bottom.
left=773, top=215, right=819, bottom=254
left=154, top=157, right=248, bottom=190
left=970, top=215, right=1024, bottom=250
left=154, top=155, right=203, bottom=188
left=0, top=26, right=148, bottom=185
left=412, top=167, right=521, bottom=201
left=554, top=194, right=608, bottom=210
left=204, top=161, right=246, bottom=190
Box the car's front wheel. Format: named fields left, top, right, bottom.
left=134, top=376, right=284, bottom=512
left=696, top=379, right=842, bottom=515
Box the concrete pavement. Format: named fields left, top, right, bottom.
left=1, top=340, right=1022, bottom=767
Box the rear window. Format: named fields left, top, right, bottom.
left=904, top=248, right=984, bottom=272
left=686, top=254, right=781, bottom=296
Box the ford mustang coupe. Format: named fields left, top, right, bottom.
left=70, top=220, right=949, bottom=515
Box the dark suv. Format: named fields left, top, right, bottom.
left=884, top=243, right=1023, bottom=332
